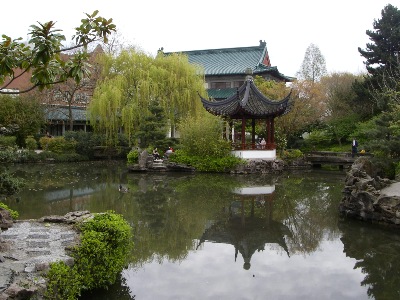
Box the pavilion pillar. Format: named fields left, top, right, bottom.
left=241, top=117, right=246, bottom=150
left=229, top=121, right=233, bottom=141
left=271, top=117, right=275, bottom=148
left=266, top=118, right=271, bottom=147
left=251, top=118, right=256, bottom=149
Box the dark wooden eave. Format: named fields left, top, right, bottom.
left=200, top=77, right=292, bottom=119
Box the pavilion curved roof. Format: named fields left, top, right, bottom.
left=200, top=77, right=292, bottom=119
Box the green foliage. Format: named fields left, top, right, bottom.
left=0, top=11, right=116, bottom=94
left=281, top=149, right=304, bottom=160
left=45, top=211, right=133, bottom=299
left=88, top=49, right=206, bottom=147
left=303, top=130, right=332, bottom=150
left=0, top=94, right=45, bottom=146
left=135, top=101, right=169, bottom=149
left=127, top=149, right=139, bottom=164
left=45, top=261, right=82, bottom=300
left=64, top=131, right=106, bottom=159
left=178, top=112, right=231, bottom=158
left=355, top=4, right=400, bottom=116
left=326, top=114, right=360, bottom=146
left=0, top=148, right=87, bottom=163
left=0, top=169, right=24, bottom=196
left=25, top=136, right=37, bottom=150
left=352, top=111, right=400, bottom=158
left=74, top=212, right=132, bottom=290
left=39, top=136, right=76, bottom=154
left=0, top=136, right=16, bottom=148
left=169, top=150, right=243, bottom=172
left=358, top=4, right=400, bottom=77
left=0, top=202, right=19, bottom=219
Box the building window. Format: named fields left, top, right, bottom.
left=233, top=81, right=243, bottom=88
left=210, top=82, right=230, bottom=89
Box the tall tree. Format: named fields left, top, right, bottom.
left=297, top=43, right=327, bottom=83
left=0, top=94, right=45, bottom=146
left=0, top=10, right=115, bottom=94
left=355, top=4, right=400, bottom=116
left=320, top=72, right=361, bottom=145
left=358, top=4, right=400, bottom=78
left=88, top=49, right=207, bottom=146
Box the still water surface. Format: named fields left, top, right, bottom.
left=3, top=161, right=400, bottom=300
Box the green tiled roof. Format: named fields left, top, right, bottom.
left=165, top=41, right=294, bottom=81
left=207, top=88, right=237, bottom=99
left=45, top=107, right=87, bottom=122
left=180, top=46, right=266, bottom=75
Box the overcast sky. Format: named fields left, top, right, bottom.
left=0, top=0, right=394, bottom=77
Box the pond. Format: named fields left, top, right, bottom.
left=3, top=161, right=400, bottom=300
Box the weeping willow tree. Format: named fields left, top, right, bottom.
left=88, top=49, right=206, bottom=146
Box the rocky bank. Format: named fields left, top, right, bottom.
left=340, top=157, right=400, bottom=226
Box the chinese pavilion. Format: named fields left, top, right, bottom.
left=200, top=75, right=292, bottom=160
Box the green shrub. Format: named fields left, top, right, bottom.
left=127, top=149, right=139, bottom=164
left=281, top=149, right=303, bottom=160
left=39, top=136, right=51, bottom=150
left=0, top=149, right=17, bottom=163
left=0, top=202, right=19, bottom=219
left=0, top=170, right=25, bottom=196
left=25, top=136, right=37, bottom=150
left=45, top=261, right=82, bottom=300
left=64, top=131, right=106, bottom=159
left=45, top=211, right=133, bottom=299
left=39, top=137, right=76, bottom=154
left=0, top=136, right=16, bottom=148
left=170, top=150, right=243, bottom=172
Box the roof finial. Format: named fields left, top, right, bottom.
left=259, top=40, right=266, bottom=47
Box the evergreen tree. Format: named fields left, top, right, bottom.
left=135, top=101, right=169, bottom=149
left=358, top=4, right=400, bottom=78
left=354, top=4, right=400, bottom=117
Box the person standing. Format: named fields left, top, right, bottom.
left=351, top=139, right=358, bottom=158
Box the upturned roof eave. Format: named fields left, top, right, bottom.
left=200, top=77, right=292, bottom=118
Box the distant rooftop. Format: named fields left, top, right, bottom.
left=163, top=40, right=294, bottom=82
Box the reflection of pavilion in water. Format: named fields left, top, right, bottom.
left=197, top=184, right=291, bottom=270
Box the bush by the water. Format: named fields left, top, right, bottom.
left=0, top=202, right=19, bottom=219
left=169, top=150, right=243, bottom=172
left=127, top=149, right=139, bottom=164
left=45, top=211, right=133, bottom=300
left=0, top=169, right=25, bottom=196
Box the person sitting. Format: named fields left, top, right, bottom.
left=152, top=148, right=161, bottom=160
left=164, top=147, right=174, bottom=158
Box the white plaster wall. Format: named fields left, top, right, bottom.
left=231, top=150, right=276, bottom=160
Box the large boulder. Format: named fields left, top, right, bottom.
left=340, top=157, right=400, bottom=226
left=0, top=208, right=13, bottom=230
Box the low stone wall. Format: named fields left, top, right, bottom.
left=340, top=157, right=400, bottom=226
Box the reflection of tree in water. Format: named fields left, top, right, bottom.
left=131, top=174, right=237, bottom=264
left=339, top=219, right=400, bottom=300
left=273, top=173, right=343, bottom=255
